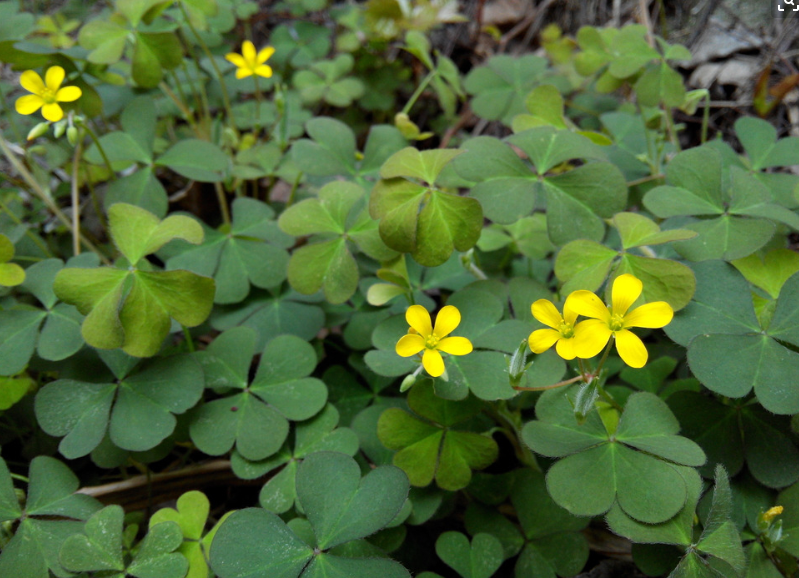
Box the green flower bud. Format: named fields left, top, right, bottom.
left=26, top=122, right=49, bottom=141
left=66, top=126, right=78, bottom=146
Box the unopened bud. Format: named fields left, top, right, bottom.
left=66, top=126, right=79, bottom=146
left=763, top=506, right=784, bottom=524
left=223, top=127, right=239, bottom=149
left=27, top=122, right=49, bottom=141
left=400, top=374, right=416, bottom=393
left=507, top=339, right=529, bottom=387
left=53, top=120, right=67, bottom=138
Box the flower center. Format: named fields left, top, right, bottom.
left=425, top=333, right=440, bottom=349
left=609, top=313, right=625, bottom=332
left=558, top=322, right=574, bottom=339
left=41, top=88, right=57, bottom=104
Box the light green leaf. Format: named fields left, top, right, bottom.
left=435, top=532, right=504, bottom=578
left=156, top=139, right=229, bottom=182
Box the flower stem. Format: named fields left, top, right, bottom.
left=180, top=2, right=234, bottom=125
left=81, top=122, right=116, bottom=180
left=512, top=374, right=584, bottom=392
left=71, top=134, right=83, bottom=256
left=402, top=70, right=436, bottom=116
left=214, top=182, right=231, bottom=225
left=0, top=132, right=111, bottom=264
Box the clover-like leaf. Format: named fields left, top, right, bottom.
left=293, top=54, right=365, bottom=107
left=378, top=381, right=498, bottom=491
left=166, top=198, right=292, bottom=304
left=35, top=353, right=203, bottom=457
left=189, top=328, right=327, bottom=461
left=435, top=532, right=504, bottom=578
left=451, top=129, right=626, bottom=246
left=463, top=54, right=554, bottom=125
left=669, top=261, right=799, bottom=415
left=0, top=456, right=102, bottom=578
left=60, top=505, right=188, bottom=578
left=290, top=117, right=406, bottom=182
left=150, top=490, right=232, bottom=578
left=210, top=453, right=410, bottom=578
left=229, top=404, right=359, bottom=514
left=54, top=204, right=214, bottom=357
left=279, top=181, right=396, bottom=303
left=370, top=147, right=482, bottom=266
left=270, top=21, right=331, bottom=68
left=522, top=388, right=704, bottom=522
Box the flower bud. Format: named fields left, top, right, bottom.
left=66, top=126, right=78, bottom=146
left=53, top=120, right=67, bottom=138
left=400, top=374, right=416, bottom=393
left=507, top=339, right=529, bottom=387
left=26, top=122, right=49, bottom=141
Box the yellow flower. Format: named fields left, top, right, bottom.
left=528, top=297, right=582, bottom=360
left=396, top=304, right=473, bottom=377
left=15, top=66, right=82, bottom=122
left=763, top=506, right=784, bottom=523
left=225, top=41, right=275, bottom=79
left=569, top=274, right=674, bottom=368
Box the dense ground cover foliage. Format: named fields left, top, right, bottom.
left=1, top=1, right=799, bottom=577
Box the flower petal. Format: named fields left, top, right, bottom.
left=422, top=349, right=444, bottom=377
left=433, top=305, right=460, bottom=338
left=41, top=103, right=63, bottom=122
left=562, top=301, right=579, bottom=326
left=20, top=70, right=45, bottom=95
left=225, top=52, right=247, bottom=68
left=611, top=274, right=642, bottom=316
left=396, top=334, right=425, bottom=357
left=257, top=45, right=275, bottom=64
left=567, top=290, right=610, bottom=322
left=235, top=67, right=254, bottom=79
left=573, top=319, right=612, bottom=359
left=45, top=65, right=65, bottom=91
left=528, top=328, right=560, bottom=354
left=614, top=329, right=648, bottom=368
left=531, top=299, right=562, bottom=329
left=56, top=86, right=81, bottom=102
left=15, top=94, right=43, bottom=115
left=406, top=305, right=432, bottom=337
left=624, top=301, right=673, bottom=329
left=242, top=40, right=256, bottom=65
left=254, top=65, right=273, bottom=78
left=437, top=336, right=472, bottom=356
left=555, top=336, right=577, bottom=360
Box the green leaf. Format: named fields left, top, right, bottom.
left=735, top=116, right=799, bottom=171
left=156, top=139, right=229, bottom=182
left=644, top=146, right=724, bottom=216
left=36, top=355, right=203, bottom=457
left=611, top=212, right=697, bottom=249
left=210, top=508, right=313, bottom=578
left=293, top=54, right=364, bottom=107
left=615, top=254, right=696, bottom=312
left=635, top=61, right=686, bottom=108
left=109, top=203, right=203, bottom=265
left=380, top=147, right=463, bottom=185
left=695, top=466, right=745, bottom=575
left=435, top=532, right=504, bottom=578
left=0, top=518, right=86, bottom=578
left=150, top=491, right=215, bottom=578
left=127, top=521, right=189, bottom=578
left=0, top=373, right=33, bottom=410
left=291, top=117, right=356, bottom=177
left=190, top=331, right=326, bottom=461
left=0, top=458, right=22, bottom=521
left=732, top=249, right=799, bottom=299
left=554, top=239, right=616, bottom=294
left=370, top=157, right=483, bottom=266
left=287, top=238, right=358, bottom=304
left=0, top=308, right=46, bottom=375
left=297, top=452, right=409, bottom=549
left=60, top=505, right=126, bottom=573
left=464, top=55, right=551, bottom=124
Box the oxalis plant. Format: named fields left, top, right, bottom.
left=1, top=1, right=799, bottom=577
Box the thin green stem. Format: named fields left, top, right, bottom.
left=512, top=374, right=584, bottom=392
left=71, top=135, right=83, bottom=256
left=214, top=182, right=231, bottom=225
left=663, top=106, right=681, bottom=152
left=180, top=2, right=234, bottom=124
left=10, top=473, right=28, bottom=483
left=593, top=338, right=614, bottom=377
left=402, top=70, right=436, bottom=116
left=82, top=123, right=116, bottom=179
left=701, top=91, right=710, bottom=144
left=253, top=74, right=263, bottom=137
left=182, top=325, right=195, bottom=352
left=0, top=132, right=111, bottom=264
left=285, top=171, right=303, bottom=208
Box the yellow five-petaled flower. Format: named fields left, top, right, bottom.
left=528, top=297, right=582, bottom=360
left=15, top=66, right=81, bottom=122
left=396, top=305, right=473, bottom=378
left=570, top=274, right=674, bottom=368
left=225, top=40, right=275, bottom=79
